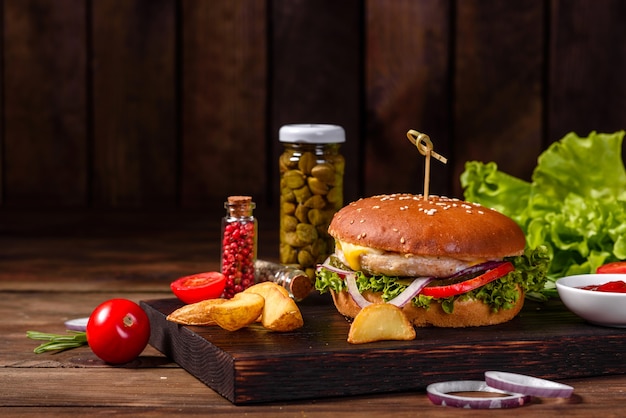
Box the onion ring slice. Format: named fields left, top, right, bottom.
left=426, top=380, right=531, bottom=409
left=387, top=277, right=433, bottom=307
left=485, top=371, right=574, bottom=398
left=316, top=258, right=352, bottom=278
left=345, top=273, right=372, bottom=308
left=64, top=317, right=89, bottom=332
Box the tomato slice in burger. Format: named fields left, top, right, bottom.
left=170, top=272, right=227, bottom=304
left=596, top=261, right=626, bottom=274
left=420, top=262, right=515, bottom=298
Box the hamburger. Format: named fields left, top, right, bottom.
left=315, top=194, right=550, bottom=327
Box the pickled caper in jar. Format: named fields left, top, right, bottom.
left=298, top=151, right=317, bottom=174
left=283, top=170, right=306, bottom=189
left=311, top=163, right=336, bottom=184
left=295, top=204, right=309, bottom=223
left=293, top=186, right=312, bottom=203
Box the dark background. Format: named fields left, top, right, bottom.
left=1, top=0, right=624, bottom=213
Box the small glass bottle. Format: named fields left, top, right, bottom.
left=254, top=259, right=313, bottom=301
left=278, top=124, right=345, bottom=279
left=221, top=196, right=257, bottom=298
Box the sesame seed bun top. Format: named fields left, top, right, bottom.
left=328, top=194, right=526, bottom=260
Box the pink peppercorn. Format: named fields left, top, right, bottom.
left=221, top=196, right=257, bottom=299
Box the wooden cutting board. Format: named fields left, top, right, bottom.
left=141, top=295, right=626, bottom=405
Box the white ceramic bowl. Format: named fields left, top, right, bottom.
left=556, top=274, right=626, bottom=328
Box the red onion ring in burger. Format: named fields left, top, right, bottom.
left=317, top=258, right=352, bottom=278
left=345, top=273, right=372, bottom=308
left=387, top=277, right=433, bottom=307
left=485, top=371, right=574, bottom=398
left=318, top=259, right=506, bottom=310
left=426, top=380, right=531, bottom=409
left=447, top=260, right=507, bottom=279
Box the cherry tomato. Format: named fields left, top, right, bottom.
left=596, top=261, right=626, bottom=274
left=420, top=262, right=515, bottom=298
left=170, top=271, right=226, bottom=304
left=86, top=298, right=150, bottom=364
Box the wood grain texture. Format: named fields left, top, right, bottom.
left=270, top=0, right=362, bottom=205
left=5, top=366, right=625, bottom=416
left=453, top=0, right=544, bottom=196
left=548, top=0, right=626, bottom=142
left=144, top=296, right=626, bottom=404
left=91, top=0, right=177, bottom=207
left=365, top=0, right=452, bottom=197
left=181, top=0, right=268, bottom=207
left=1, top=1, right=626, bottom=209
left=3, top=0, right=87, bottom=207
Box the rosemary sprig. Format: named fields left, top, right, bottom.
left=26, top=330, right=88, bottom=354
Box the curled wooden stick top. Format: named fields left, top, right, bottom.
left=406, top=130, right=447, bottom=164
left=406, top=130, right=447, bottom=200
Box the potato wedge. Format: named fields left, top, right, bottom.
left=243, top=281, right=291, bottom=322
left=166, top=298, right=226, bottom=326
left=347, top=303, right=416, bottom=344
left=243, top=281, right=291, bottom=298
left=210, top=292, right=265, bottom=331
left=258, top=286, right=304, bottom=332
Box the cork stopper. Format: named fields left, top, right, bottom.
left=288, top=273, right=314, bottom=301
left=227, top=195, right=251, bottom=204
left=225, top=195, right=255, bottom=217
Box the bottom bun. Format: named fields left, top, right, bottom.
left=330, top=287, right=524, bottom=328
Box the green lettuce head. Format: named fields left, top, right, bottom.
left=461, top=130, right=626, bottom=286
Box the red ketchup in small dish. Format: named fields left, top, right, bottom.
left=579, top=280, right=626, bottom=293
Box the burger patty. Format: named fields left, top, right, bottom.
left=335, top=246, right=483, bottom=278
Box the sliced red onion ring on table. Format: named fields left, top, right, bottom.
left=485, top=371, right=574, bottom=398
left=64, top=317, right=89, bottom=332
left=426, top=380, right=531, bottom=409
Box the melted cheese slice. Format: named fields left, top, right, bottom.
left=337, top=240, right=383, bottom=271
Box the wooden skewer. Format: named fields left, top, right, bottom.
left=406, top=130, right=448, bottom=200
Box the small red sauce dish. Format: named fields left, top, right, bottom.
left=579, top=280, right=626, bottom=293
left=556, top=274, right=626, bottom=328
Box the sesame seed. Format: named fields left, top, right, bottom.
left=400, top=237, right=405, bottom=244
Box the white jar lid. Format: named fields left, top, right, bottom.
left=279, top=124, right=345, bottom=144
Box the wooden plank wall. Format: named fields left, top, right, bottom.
left=1, top=0, right=625, bottom=211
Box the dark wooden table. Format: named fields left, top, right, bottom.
left=2, top=210, right=626, bottom=417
